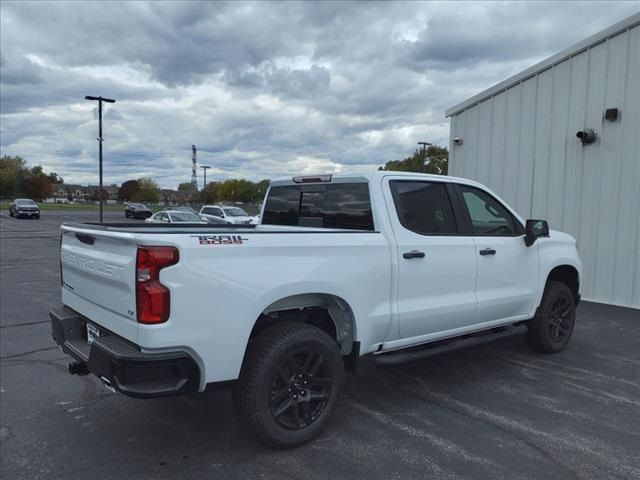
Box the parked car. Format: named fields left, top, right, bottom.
left=199, top=204, right=254, bottom=224
left=201, top=215, right=229, bottom=225
left=124, top=203, right=152, bottom=219
left=172, top=206, right=199, bottom=214
left=145, top=210, right=207, bottom=224
left=9, top=199, right=40, bottom=219
left=52, top=171, right=581, bottom=448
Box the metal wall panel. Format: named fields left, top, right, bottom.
left=515, top=79, right=537, bottom=215
left=614, top=26, right=640, bottom=308
left=448, top=23, right=640, bottom=308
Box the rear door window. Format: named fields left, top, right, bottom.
left=389, top=180, right=458, bottom=235
left=262, top=183, right=374, bottom=231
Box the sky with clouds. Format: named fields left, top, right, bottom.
left=1, top=1, right=638, bottom=188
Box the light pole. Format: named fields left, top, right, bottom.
left=85, top=95, right=116, bottom=222
left=200, top=165, right=211, bottom=190
left=417, top=141, right=432, bottom=173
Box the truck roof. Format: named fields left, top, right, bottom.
left=270, top=170, right=482, bottom=188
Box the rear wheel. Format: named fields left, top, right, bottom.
left=234, top=321, right=344, bottom=448
left=526, top=281, right=576, bottom=353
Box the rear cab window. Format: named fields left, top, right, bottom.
left=262, top=183, right=374, bottom=231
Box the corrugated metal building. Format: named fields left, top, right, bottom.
left=446, top=13, right=640, bottom=309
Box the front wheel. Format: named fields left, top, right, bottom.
left=525, top=281, right=576, bottom=353
left=234, top=321, right=344, bottom=448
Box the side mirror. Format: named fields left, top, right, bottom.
left=525, top=219, right=549, bottom=247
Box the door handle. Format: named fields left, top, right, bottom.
left=479, top=248, right=496, bottom=256
left=75, top=233, right=95, bottom=245
left=403, top=250, right=425, bottom=259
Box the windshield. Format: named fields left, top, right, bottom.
left=201, top=207, right=221, bottom=215
left=176, top=206, right=196, bottom=213
left=132, top=203, right=147, bottom=209
left=16, top=199, right=36, bottom=206
left=223, top=207, right=248, bottom=217
left=169, top=212, right=201, bottom=222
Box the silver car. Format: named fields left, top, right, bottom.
left=145, top=210, right=207, bottom=224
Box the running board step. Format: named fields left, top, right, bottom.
left=375, top=325, right=528, bottom=367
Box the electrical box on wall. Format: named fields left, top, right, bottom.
left=604, top=108, right=619, bottom=121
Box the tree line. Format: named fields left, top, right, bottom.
left=1, top=146, right=448, bottom=202
left=0, top=156, right=63, bottom=199
left=116, top=178, right=271, bottom=204
left=378, top=144, right=448, bottom=174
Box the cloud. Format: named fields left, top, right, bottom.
left=1, top=1, right=637, bottom=188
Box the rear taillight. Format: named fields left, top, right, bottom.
left=136, top=246, right=179, bottom=324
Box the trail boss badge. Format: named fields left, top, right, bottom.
left=193, top=235, right=248, bottom=245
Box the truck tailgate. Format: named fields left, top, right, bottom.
left=60, top=225, right=138, bottom=341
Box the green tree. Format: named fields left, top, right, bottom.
left=423, top=145, right=448, bottom=175
left=29, top=165, right=45, bottom=177
left=379, top=145, right=448, bottom=175
left=0, top=156, right=61, bottom=199
left=137, top=177, right=160, bottom=203
left=0, top=155, right=27, bottom=197
left=216, top=179, right=260, bottom=203
left=254, top=179, right=270, bottom=202
left=201, top=182, right=218, bottom=204
left=118, top=180, right=140, bottom=202
left=48, top=172, right=64, bottom=184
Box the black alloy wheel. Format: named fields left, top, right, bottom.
left=269, top=348, right=333, bottom=430
left=548, top=294, right=572, bottom=343
left=525, top=281, right=576, bottom=353
left=234, top=321, right=344, bottom=448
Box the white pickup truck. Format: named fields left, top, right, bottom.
left=51, top=171, right=581, bottom=447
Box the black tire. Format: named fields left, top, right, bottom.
left=35, top=215, right=40, bottom=219
left=125, top=211, right=130, bottom=218
left=234, top=321, right=344, bottom=448
left=9, top=210, right=13, bottom=217
left=526, top=281, right=576, bottom=353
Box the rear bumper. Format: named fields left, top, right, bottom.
left=50, top=306, right=200, bottom=398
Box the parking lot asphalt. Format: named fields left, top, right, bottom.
left=1, top=210, right=639, bottom=480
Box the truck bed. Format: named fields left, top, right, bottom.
left=63, top=222, right=258, bottom=233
